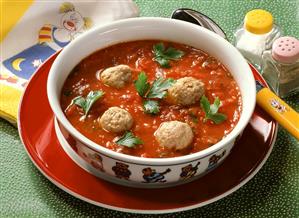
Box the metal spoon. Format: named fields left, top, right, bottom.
left=171, top=8, right=227, bottom=39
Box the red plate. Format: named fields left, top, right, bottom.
left=18, top=53, right=277, bottom=214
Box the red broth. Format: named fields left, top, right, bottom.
left=60, top=40, right=242, bottom=158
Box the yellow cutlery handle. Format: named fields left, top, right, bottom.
left=256, top=87, right=299, bottom=140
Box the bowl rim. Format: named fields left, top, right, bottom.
left=47, top=17, right=256, bottom=165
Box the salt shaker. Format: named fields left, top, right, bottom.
left=261, top=36, right=299, bottom=97
left=233, top=9, right=283, bottom=71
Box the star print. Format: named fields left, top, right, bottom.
left=32, top=59, right=42, bottom=68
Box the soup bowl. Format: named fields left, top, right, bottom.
left=47, top=17, right=256, bottom=188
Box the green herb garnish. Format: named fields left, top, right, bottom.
left=134, top=72, right=175, bottom=115
left=134, top=71, right=150, bottom=97
left=134, top=72, right=175, bottom=99
left=189, top=112, right=199, bottom=123
left=153, top=42, right=184, bottom=68
left=70, top=90, right=105, bottom=118
left=146, top=77, right=175, bottom=99
left=200, top=95, right=227, bottom=124
left=143, top=100, right=160, bottom=115
left=115, top=131, right=143, bottom=148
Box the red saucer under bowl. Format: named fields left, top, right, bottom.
left=18, top=53, right=277, bottom=214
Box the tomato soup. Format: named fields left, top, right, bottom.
left=61, top=40, right=242, bottom=158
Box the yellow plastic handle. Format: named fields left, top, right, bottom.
left=256, top=87, right=299, bottom=140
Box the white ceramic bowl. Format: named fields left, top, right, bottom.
left=47, top=17, right=256, bottom=188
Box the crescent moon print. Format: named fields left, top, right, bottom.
left=12, top=58, right=25, bottom=71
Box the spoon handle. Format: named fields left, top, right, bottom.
left=257, top=87, right=299, bottom=140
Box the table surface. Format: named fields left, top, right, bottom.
left=1, top=0, right=299, bottom=217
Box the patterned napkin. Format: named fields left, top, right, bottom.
left=0, top=0, right=139, bottom=126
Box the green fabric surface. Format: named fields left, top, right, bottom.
left=1, top=0, right=299, bottom=217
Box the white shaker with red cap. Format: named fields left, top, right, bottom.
left=261, top=36, right=299, bottom=97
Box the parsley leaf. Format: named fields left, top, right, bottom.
left=200, top=95, right=227, bottom=124
left=200, top=95, right=210, bottom=114
left=189, top=112, right=199, bottom=123
left=146, top=77, right=175, bottom=99
left=115, top=131, right=143, bottom=148
left=134, top=72, right=175, bottom=115
left=143, top=100, right=160, bottom=115
left=153, top=42, right=165, bottom=55
left=164, top=47, right=186, bottom=59
left=210, top=97, right=221, bottom=114
left=134, top=71, right=150, bottom=97
left=153, top=42, right=184, bottom=68
left=207, top=113, right=227, bottom=124
left=71, top=90, right=105, bottom=118
left=155, top=56, right=170, bottom=68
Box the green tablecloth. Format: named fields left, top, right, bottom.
left=1, top=0, right=299, bottom=217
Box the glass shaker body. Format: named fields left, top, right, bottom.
left=261, top=37, right=299, bottom=97
left=234, top=23, right=282, bottom=71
